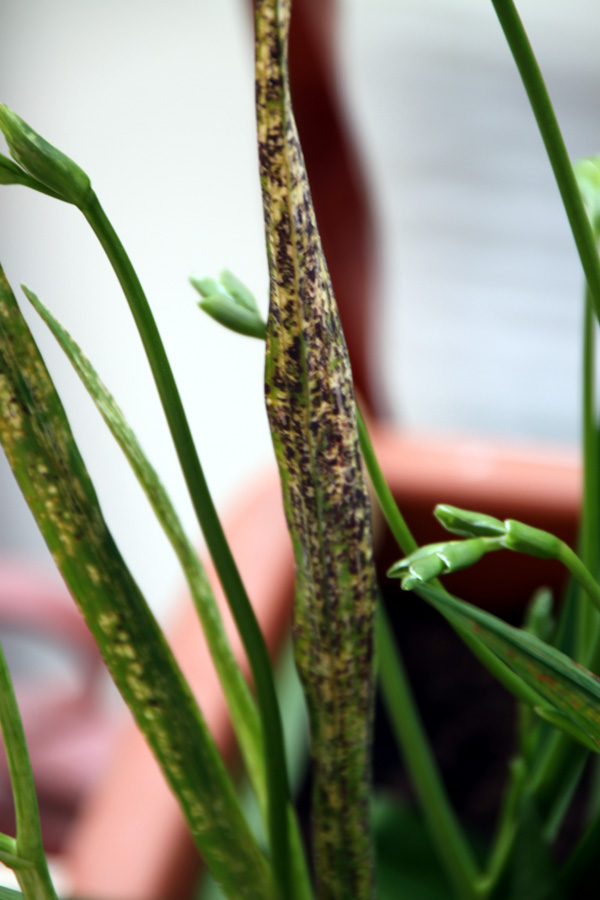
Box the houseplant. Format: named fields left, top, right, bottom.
left=0, top=2, right=600, bottom=899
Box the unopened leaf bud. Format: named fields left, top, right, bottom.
left=0, top=105, right=91, bottom=206
left=435, top=504, right=505, bottom=538
left=190, top=270, right=266, bottom=340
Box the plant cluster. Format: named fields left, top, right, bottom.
left=0, top=2, right=600, bottom=899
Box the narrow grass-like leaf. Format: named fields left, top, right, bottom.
left=256, top=2, right=378, bottom=897
left=534, top=708, right=599, bottom=755
left=505, top=797, right=565, bottom=900
left=416, top=584, right=600, bottom=751
left=0, top=639, right=57, bottom=900
left=0, top=265, right=275, bottom=900
left=23, top=284, right=267, bottom=818
left=0, top=889, right=23, bottom=900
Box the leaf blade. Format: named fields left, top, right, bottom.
left=417, top=584, right=600, bottom=751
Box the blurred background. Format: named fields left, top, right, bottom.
left=1, top=0, right=599, bottom=617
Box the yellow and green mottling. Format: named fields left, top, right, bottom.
left=255, top=2, right=377, bottom=898
left=0, top=264, right=276, bottom=900
left=25, top=283, right=270, bottom=836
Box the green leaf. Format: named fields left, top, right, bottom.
left=372, top=796, right=456, bottom=900
left=417, top=584, right=600, bottom=752
left=503, top=797, right=565, bottom=900
left=0, top=888, right=24, bottom=900
left=0, top=265, right=276, bottom=900
left=22, top=284, right=267, bottom=822
left=522, top=588, right=554, bottom=643
left=534, top=707, right=599, bottom=755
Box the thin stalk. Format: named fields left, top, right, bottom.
left=357, top=409, right=541, bottom=711
left=377, top=604, right=480, bottom=900
left=357, top=412, right=559, bottom=894
left=560, top=802, right=600, bottom=892
left=466, top=4, right=600, bottom=853
left=577, top=290, right=600, bottom=662
left=475, top=758, right=526, bottom=897
left=581, top=291, right=599, bottom=575
left=542, top=752, right=588, bottom=843
left=529, top=285, right=600, bottom=835
left=358, top=412, right=481, bottom=897
left=558, top=543, right=600, bottom=616
left=528, top=728, right=583, bottom=805
left=80, top=191, right=293, bottom=900
left=0, top=640, right=58, bottom=900
left=490, top=0, right=600, bottom=325
left=356, top=411, right=417, bottom=557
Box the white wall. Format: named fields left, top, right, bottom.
left=1, top=1, right=272, bottom=617
left=340, top=0, right=600, bottom=441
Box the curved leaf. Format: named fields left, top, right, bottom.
left=417, top=584, right=600, bottom=752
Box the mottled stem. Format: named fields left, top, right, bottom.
left=255, top=2, right=378, bottom=897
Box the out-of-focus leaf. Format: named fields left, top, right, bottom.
left=0, top=265, right=275, bottom=900
left=0, top=887, right=23, bottom=900
left=190, top=269, right=266, bottom=340
left=502, top=797, right=565, bottom=900
left=372, top=796, right=455, bottom=900
left=522, top=588, right=554, bottom=643
left=417, top=584, right=600, bottom=751
left=534, top=708, right=599, bottom=754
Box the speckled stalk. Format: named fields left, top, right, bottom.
left=255, top=2, right=378, bottom=898
left=0, top=265, right=275, bottom=900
